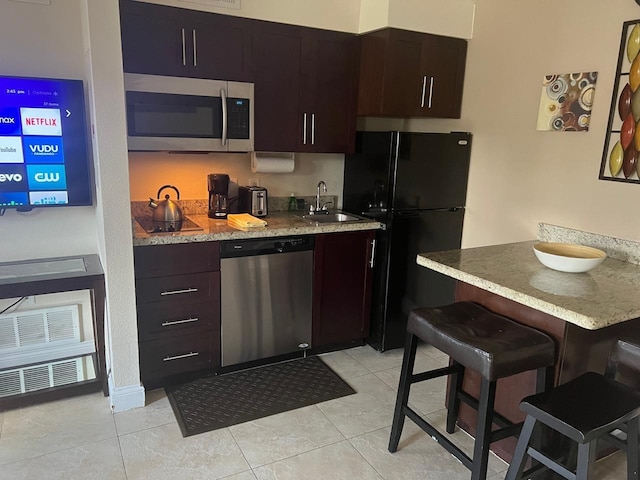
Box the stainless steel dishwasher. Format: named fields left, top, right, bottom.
left=220, top=235, right=314, bottom=366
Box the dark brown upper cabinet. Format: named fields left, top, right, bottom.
left=252, top=21, right=359, bottom=153
left=119, top=0, right=253, bottom=82
left=357, top=28, right=467, bottom=118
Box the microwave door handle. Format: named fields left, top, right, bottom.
left=221, top=88, right=228, bottom=146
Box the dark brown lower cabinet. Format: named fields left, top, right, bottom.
left=312, top=230, right=376, bottom=347
left=133, top=242, right=221, bottom=388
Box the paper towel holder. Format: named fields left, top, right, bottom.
left=251, top=151, right=296, bottom=173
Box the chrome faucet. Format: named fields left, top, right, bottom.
left=310, top=180, right=328, bottom=214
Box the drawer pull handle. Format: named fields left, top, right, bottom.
left=160, top=288, right=198, bottom=296
left=163, top=352, right=199, bottom=362
left=161, top=317, right=199, bottom=327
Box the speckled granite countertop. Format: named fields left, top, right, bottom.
left=132, top=211, right=381, bottom=246
left=417, top=225, right=640, bottom=330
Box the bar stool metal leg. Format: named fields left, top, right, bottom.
left=628, top=416, right=639, bottom=480
left=471, top=378, right=497, bottom=480
left=389, top=332, right=419, bottom=453
left=446, top=360, right=464, bottom=434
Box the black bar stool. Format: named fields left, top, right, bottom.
left=506, top=339, right=640, bottom=480
left=389, top=301, right=556, bottom=480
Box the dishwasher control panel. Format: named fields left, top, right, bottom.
left=220, top=235, right=314, bottom=258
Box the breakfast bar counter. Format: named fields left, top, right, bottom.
left=416, top=224, right=640, bottom=462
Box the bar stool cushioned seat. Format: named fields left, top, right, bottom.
left=389, top=301, right=556, bottom=480
left=506, top=340, right=640, bottom=480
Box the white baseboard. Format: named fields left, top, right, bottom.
left=108, top=379, right=145, bottom=413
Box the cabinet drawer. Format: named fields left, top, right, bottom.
left=137, top=300, right=219, bottom=341
left=139, top=331, right=220, bottom=382
left=136, top=271, right=219, bottom=304
left=134, top=242, right=220, bottom=278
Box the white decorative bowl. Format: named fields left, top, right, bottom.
left=533, top=243, right=607, bottom=273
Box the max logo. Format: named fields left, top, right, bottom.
left=0, top=173, right=23, bottom=182
left=29, top=144, right=59, bottom=154
left=0, top=117, right=16, bottom=124
left=34, top=172, right=59, bottom=183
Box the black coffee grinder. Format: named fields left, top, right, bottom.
left=208, top=173, right=230, bottom=219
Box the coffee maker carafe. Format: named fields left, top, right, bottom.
left=208, top=173, right=230, bottom=219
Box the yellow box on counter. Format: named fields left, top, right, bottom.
left=227, top=213, right=267, bottom=231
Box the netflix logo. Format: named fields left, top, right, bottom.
left=20, top=107, right=62, bottom=136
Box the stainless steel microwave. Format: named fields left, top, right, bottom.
left=124, top=73, right=254, bottom=152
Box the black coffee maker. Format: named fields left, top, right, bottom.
left=208, top=173, right=230, bottom=219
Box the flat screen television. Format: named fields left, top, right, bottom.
left=0, top=75, right=92, bottom=210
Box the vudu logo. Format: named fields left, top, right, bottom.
left=23, top=136, right=64, bottom=164
left=26, top=164, right=67, bottom=190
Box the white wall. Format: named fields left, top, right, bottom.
left=136, top=0, right=361, bottom=32
left=0, top=0, right=98, bottom=262
left=373, top=0, right=640, bottom=247
left=129, top=152, right=344, bottom=204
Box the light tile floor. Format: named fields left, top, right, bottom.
left=0, top=344, right=628, bottom=480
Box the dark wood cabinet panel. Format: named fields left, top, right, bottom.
left=253, top=22, right=304, bottom=152
left=134, top=241, right=221, bottom=387
left=313, top=231, right=375, bottom=347
left=253, top=21, right=358, bottom=153
left=119, top=0, right=252, bottom=81
left=357, top=28, right=467, bottom=118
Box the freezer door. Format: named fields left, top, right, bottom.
left=380, top=208, right=465, bottom=351
left=393, top=132, right=471, bottom=210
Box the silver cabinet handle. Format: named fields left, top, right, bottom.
left=181, top=28, right=187, bottom=66
left=421, top=75, right=427, bottom=107
left=428, top=77, right=434, bottom=108
left=311, top=113, right=315, bottom=145
left=163, top=352, right=199, bottom=362
left=369, top=239, right=376, bottom=268
left=221, top=88, right=228, bottom=146
left=303, top=113, right=308, bottom=144
left=161, top=317, right=199, bottom=327
left=160, top=287, right=198, bottom=296
left=192, top=29, right=197, bottom=66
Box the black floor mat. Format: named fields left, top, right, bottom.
left=165, top=356, right=356, bottom=437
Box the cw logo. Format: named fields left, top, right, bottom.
left=34, top=172, right=60, bottom=183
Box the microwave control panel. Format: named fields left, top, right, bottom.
left=227, top=98, right=250, bottom=139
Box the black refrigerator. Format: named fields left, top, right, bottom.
left=343, top=131, right=472, bottom=352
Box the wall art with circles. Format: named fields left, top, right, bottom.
left=536, top=72, right=598, bottom=132
left=600, top=19, right=640, bottom=183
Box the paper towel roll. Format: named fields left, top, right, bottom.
left=251, top=152, right=295, bottom=173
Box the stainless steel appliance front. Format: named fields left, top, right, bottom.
left=220, top=237, right=313, bottom=366
left=124, top=73, right=254, bottom=152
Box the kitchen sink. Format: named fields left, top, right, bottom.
left=302, top=212, right=364, bottom=223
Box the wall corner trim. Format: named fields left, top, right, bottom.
left=109, top=381, right=145, bottom=413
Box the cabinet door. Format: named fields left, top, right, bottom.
left=418, top=34, right=467, bottom=118
left=313, top=231, right=375, bottom=347
left=253, top=21, right=304, bottom=152
left=120, top=1, right=188, bottom=77
left=303, top=30, right=358, bottom=154
left=188, top=13, right=253, bottom=81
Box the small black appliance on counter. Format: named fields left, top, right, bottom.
left=208, top=173, right=230, bottom=219
left=238, top=186, right=268, bottom=217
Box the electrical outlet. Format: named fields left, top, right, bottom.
left=23, top=296, right=36, bottom=306
left=249, top=178, right=260, bottom=187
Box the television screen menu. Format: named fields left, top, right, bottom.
left=0, top=76, right=92, bottom=207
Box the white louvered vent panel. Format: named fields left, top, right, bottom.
left=0, top=359, right=83, bottom=397
left=0, top=318, right=17, bottom=349
left=0, top=305, right=80, bottom=353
